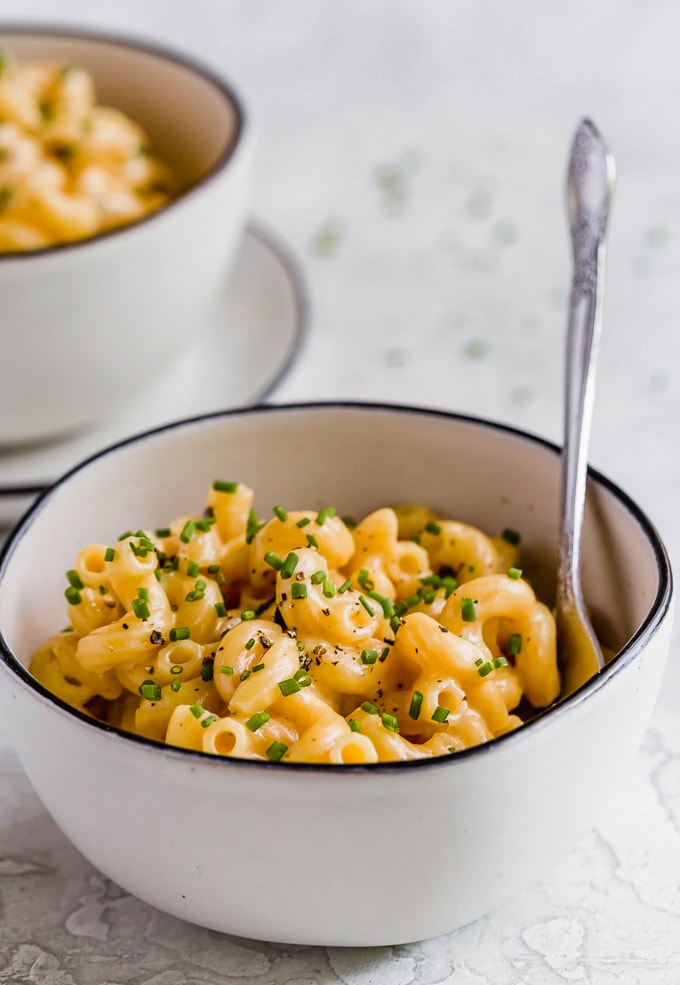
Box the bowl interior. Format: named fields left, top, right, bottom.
left=0, top=29, right=240, bottom=185
left=0, top=405, right=668, bottom=699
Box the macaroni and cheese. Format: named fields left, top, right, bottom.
left=30, top=482, right=561, bottom=763
left=0, top=51, right=177, bottom=251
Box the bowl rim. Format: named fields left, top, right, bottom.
left=0, top=400, right=673, bottom=774
left=0, top=22, right=246, bottom=262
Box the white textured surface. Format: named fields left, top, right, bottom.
left=2, top=0, right=680, bottom=980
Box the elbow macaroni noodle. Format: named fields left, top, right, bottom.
left=30, top=482, right=562, bottom=764
left=0, top=51, right=177, bottom=251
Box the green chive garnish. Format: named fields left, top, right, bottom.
left=461, top=597, right=477, bottom=622
left=306, top=534, right=319, bottom=549
left=296, top=516, right=311, bottom=528
left=361, top=701, right=379, bottom=715
left=389, top=615, right=401, bottom=634
left=278, top=677, right=301, bottom=696
left=507, top=567, right=523, bottom=580
left=240, top=669, right=251, bottom=681
left=212, top=480, right=238, bottom=493
left=431, top=705, right=450, bottom=723
left=477, top=661, right=493, bottom=678
left=358, top=569, right=373, bottom=589
left=264, top=551, right=284, bottom=570
left=246, top=711, right=270, bottom=732
left=316, top=507, right=336, bottom=526
left=215, top=602, right=228, bottom=618
left=220, top=665, right=234, bottom=675
left=132, top=598, right=150, bottom=620
left=241, top=610, right=256, bottom=621
left=189, top=704, right=204, bottom=718
left=201, top=662, right=214, bottom=681
left=170, top=664, right=183, bottom=675
left=381, top=713, right=399, bottom=732
left=506, top=633, right=522, bottom=656
left=245, top=509, right=262, bottom=544
left=252, top=663, right=265, bottom=673
left=187, top=560, right=199, bottom=577
left=169, top=626, right=190, bottom=641
left=291, top=583, right=308, bottom=600
left=494, top=656, right=509, bottom=668
left=137, top=586, right=150, bottom=602
left=104, top=548, right=116, bottom=562
left=358, top=595, right=375, bottom=616
left=409, top=691, right=424, bottom=719
left=338, top=578, right=353, bottom=594
left=201, top=715, right=218, bottom=728
left=349, top=718, right=362, bottom=732
left=180, top=521, right=196, bottom=543
left=245, top=638, right=256, bottom=650
left=155, top=528, right=171, bottom=539
left=139, top=680, right=161, bottom=701
left=322, top=578, right=335, bottom=598
left=361, top=649, right=378, bottom=664
left=64, top=586, right=82, bottom=605
left=367, top=590, right=395, bottom=618
left=379, top=647, right=390, bottom=662
left=280, top=552, right=299, bottom=579
left=273, top=505, right=288, bottom=522
left=170, top=679, right=182, bottom=692
left=266, top=740, right=288, bottom=762
left=424, top=521, right=442, bottom=536
left=66, top=569, right=83, bottom=589
left=294, top=669, right=312, bottom=687
left=311, top=570, right=326, bottom=585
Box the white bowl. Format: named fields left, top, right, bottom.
left=0, top=404, right=672, bottom=945
left=0, top=26, right=253, bottom=445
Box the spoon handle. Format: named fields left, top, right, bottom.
left=558, top=119, right=615, bottom=686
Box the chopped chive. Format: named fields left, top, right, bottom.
left=349, top=718, right=362, bottom=732
left=240, top=669, right=251, bottom=681
left=393, top=601, right=408, bottom=617
left=98, top=584, right=109, bottom=595
left=475, top=657, right=484, bottom=667
left=170, top=664, right=183, bottom=675
left=311, top=569, right=326, bottom=585
left=241, top=610, right=256, bottom=621
left=296, top=516, right=311, bottom=528
left=494, top=656, right=509, bottom=668
left=132, top=598, right=150, bottom=620
left=137, top=586, right=150, bottom=602
left=187, top=560, right=199, bottom=577
left=408, top=691, right=424, bottom=720
left=291, top=583, right=308, bottom=600
left=245, top=509, right=262, bottom=544
left=212, top=480, right=238, bottom=493
left=184, top=589, right=205, bottom=603
left=306, top=534, right=319, bottom=549
left=66, top=569, right=83, bottom=589
left=220, top=665, right=234, bottom=675
left=266, top=740, right=288, bottom=762
left=424, top=520, right=442, bottom=536
left=367, top=590, right=395, bottom=618
left=338, top=578, right=353, bottom=594
left=381, top=712, right=400, bottom=732
left=215, top=602, right=228, bottom=618
left=138, top=680, right=161, bottom=701
left=104, top=547, right=116, bottom=562
left=264, top=551, right=284, bottom=571
left=207, top=563, right=221, bottom=575
left=196, top=518, right=216, bottom=532
left=273, top=505, right=288, bottom=521
left=280, top=552, right=299, bottom=579
left=180, top=521, right=196, bottom=543
left=361, top=649, right=378, bottom=664
left=189, top=704, right=204, bottom=718
left=245, top=638, right=256, bottom=650
left=431, top=705, right=450, bottom=723
left=246, top=711, right=270, bottom=732
left=506, top=633, right=522, bottom=656
left=322, top=578, right=335, bottom=598
left=410, top=535, right=421, bottom=544
left=420, top=574, right=441, bottom=587
left=119, top=530, right=133, bottom=541
left=405, top=595, right=420, bottom=608
left=252, top=662, right=265, bottom=673
left=169, top=626, right=190, bottom=641
left=461, top=597, right=477, bottom=622
left=294, top=669, right=312, bottom=687
left=170, top=679, right=182, bottom=692
left=389, top=615, right=401, bottom=634
left=201, top=715, right=218, bottom=728
left=379, top=647, right=390, bottom=662
left=502, top=527, right=521, bottom=545
left=358, top=569, right=373, bottom=589
left=477, top=661, right=493, bottom=678
left=278, top=677, right=301, bottom=696
left=64, top=586, right=82, bottom=605
left=358, top=595, right=375, bottom=616
left=448, top=746, right=457, bottom=754
left=361, top=701, right=379, bottom=715
left=507, top=567, right=523, bottom=580
left=442, top=577, right=458, bottom=599
left=316, top=507, right=336, bottom=526
left=155, top=528, right=171, bottom=539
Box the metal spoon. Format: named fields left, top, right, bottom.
left=556, top=118, right=615, bottom=696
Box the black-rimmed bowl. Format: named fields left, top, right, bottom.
left=0, top=403, right=673, bottom=945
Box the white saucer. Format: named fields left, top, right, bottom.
left=0, top=221, right=308, bottom=527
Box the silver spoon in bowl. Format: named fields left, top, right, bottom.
left=556, top=118, right=615, bottom=696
